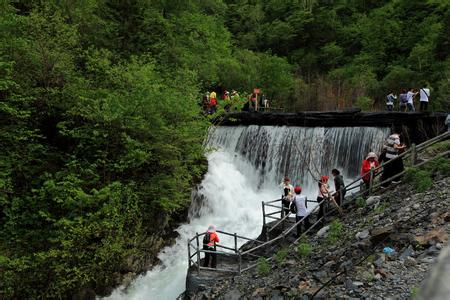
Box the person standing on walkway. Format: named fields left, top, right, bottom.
left=292, top=186, right=310, bottom=238
left=406, top=88, right=418, bottom=112
left=386, top=91, right=397, bottom=111
left=209, top=91, right=217, bottom=114
left=399, top=89, right=408, bottom=112
left=381, top=129, right=406, bottom=187
left=419, top=86, right=430, bottom=111
left=331, top=169, right=346, bottom=206
left=203, top=225, right=220, bottom=268
left=361, top=152, right=380, bottom=194
left=316, top=176, right=330, bottom=223
left=280, top=177, right=294, bottom=217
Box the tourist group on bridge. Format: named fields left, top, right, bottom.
left=202, top=128, right=407, bottom=268
left=386, top=86, right=431, bottom=112
left=201, top=85, right=433, bottom=115
left=202, top=89, right=269, bottom=114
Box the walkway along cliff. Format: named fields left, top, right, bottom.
left=182, top=127, right=449, bottom=299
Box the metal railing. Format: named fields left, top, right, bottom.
left=187, top=230, right=264, bottom=274
left=187, top=130, right=449, bottom=275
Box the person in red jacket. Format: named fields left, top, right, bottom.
left=361, top=152, right=379, bottom=194
left=203, top=225, right=220, bottom=268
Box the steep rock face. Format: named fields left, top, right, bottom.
left=217, top=111, right=447, bottom=144
left=185, top=177, right=450, bottom=299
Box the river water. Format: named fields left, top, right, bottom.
left=106, top=126, right=389, bottom=300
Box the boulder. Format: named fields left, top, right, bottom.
left=404, top=257, right=417, bottom=267
left=370, top=226, right=394, bottom=244
left=366, top=196, right=381, bottom=206
left=417, top=244, right=450, bottom=300
left=317, top=225, right=330, bottom=237
left=399, top=245, right=415, bottom=261
left=356, top=229, right=370, bottom=240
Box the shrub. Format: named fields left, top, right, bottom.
left=355, top=196, right=366, bottom=208
left=404, top=168, right=433, bottom=192
left=297, top=241, right=312, bottom=257
left=327, top=219, right=343, bottom=244
left=423, top=157, right=450, bottom=176
left=257, top=257, right=270, bottom=276
left=274, top=248, right=289, bottom=265
left=374, top=201, right=389, bottom=213
left=354, top=96, right=373, bottom=111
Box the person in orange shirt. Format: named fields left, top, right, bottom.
left=203, top=225, right=220, bottom=268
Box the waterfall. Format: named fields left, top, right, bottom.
left=105, top=125, right=389, bottom=300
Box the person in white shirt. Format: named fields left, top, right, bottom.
left=280, top=177, right=294, bottom=217
left=386, top=91, right=397, bottom=111
left=419, top=87, right=430, bottom=111
left=406, top=88, right=418, bottom=112
left=292, top=185, right=311, bottom=237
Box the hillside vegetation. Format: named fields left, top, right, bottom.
left=0, top=0, right=449, bottom=298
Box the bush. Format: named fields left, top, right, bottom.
left=374, top=202, right=389, bottom=213
left=327, top=219, right=343, bottom=244
left=355, top=196, right=366, bottom=208
left=297, top=241, right=312, bottom=257
left=274, top=248, right=289, bottom=265
left=423, top=157, right=450, bottom=176
left=257, top=257, right=270, bottom=276
left=404, top=168, right=433, bottom=192
left=354, top=96, right=373, bottom=111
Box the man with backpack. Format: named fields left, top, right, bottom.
left=399, top=90, right=408, bottom=112
left=203, top=225, right=220, bottom=268
left=291, top=186, right=310, bottom=238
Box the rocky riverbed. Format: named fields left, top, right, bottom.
left=186, top=176, right=450, bottom=299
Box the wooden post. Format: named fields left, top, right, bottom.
left=234, top=233, right=238, bottom=253
left=262, top=201, right=269, bottom=241
left=411, top=143, right=416, bottom=166
left=369, top=168, right=374, bottom=196
left=187, top=240, right=191, bottom=268
left=195, top=233, right=201, bottom=273
left=238, top=251, right=242, bottom=275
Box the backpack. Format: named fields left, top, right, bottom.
left=289, top=201, right=297, bottom=214
left=400, top=93, right=408, bottom=104
left=203, top=232, right=211, bottom=245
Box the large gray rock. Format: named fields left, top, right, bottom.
left=355, top=229, right=370, bottom=240
left=366, top=196, right=381, bottom=206
left=317, top=225, right=330, bottom=237
left=416, top=244, right=450, bottom=300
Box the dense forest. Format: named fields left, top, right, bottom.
left=0, top=0, right=449, bottom=298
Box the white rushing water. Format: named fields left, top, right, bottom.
left=107, top=126, right=389, bottom=300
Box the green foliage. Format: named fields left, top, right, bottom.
left=297, top=240, right=312, bottom=257
left=274, top=248, right=289, bottom=265
left=257, top=257, right=270, bottom=276
left=424, top=157, right=450, bottom=175
left=404, top=168, right=433, bottom=192
left=374, top=202, right=390, bottom=214
left=327, top=219, right=344, bottom=244
left=355, top=196, right=366, bottom=208
left=355, top=96, right=373, bottom=112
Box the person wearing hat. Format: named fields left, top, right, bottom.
left=280, top=177, right=294, bottom=217
left=316, top=176, right=330, bottom=224
left=292, top=185, right=310, bottom=238
left=361, top=152, right=380, bottom=194
left=203, top=225, right=220, bottom=268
